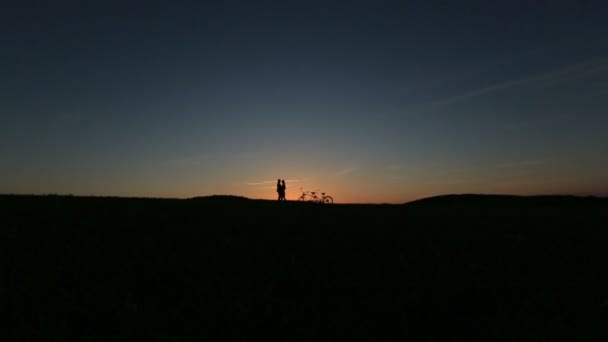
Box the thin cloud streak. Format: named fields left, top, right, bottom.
left=428, top=57, right=608, bottom=108
left=246, top=180, right=276, bottom=186
left=247, top=179, right=303, bottom=186
left=255, top=186, right=276, bottom=190
left=495, top=160, right=547, bottom=169
left=334, top=167, right=358, bottom=177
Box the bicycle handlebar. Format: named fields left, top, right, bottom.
left=301, top=188, right=323, bottom=192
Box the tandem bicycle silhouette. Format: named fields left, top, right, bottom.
left=297, top=187, right=334, bottom=204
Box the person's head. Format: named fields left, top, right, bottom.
left=277, top=179, right=280, bottom=183
left=282, top=179, right=285, bottom=184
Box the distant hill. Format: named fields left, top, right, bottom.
left=1, top=193, right=606, bottom=207
left=188, top=194, right=251, bottom=201
left=405, top=193, right=608, bottom=206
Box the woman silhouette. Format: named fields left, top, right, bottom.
left=276, top=179, right=282, bottom=201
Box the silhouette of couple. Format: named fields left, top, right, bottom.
left=277, top=179, right=286, bottom=201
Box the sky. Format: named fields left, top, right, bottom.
left=1, top=0, right=607, bottom=203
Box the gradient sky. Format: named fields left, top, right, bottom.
left=2, top=1, right=607, bottom=203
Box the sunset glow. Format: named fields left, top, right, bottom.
left=1, top=2, right=607, bottom=202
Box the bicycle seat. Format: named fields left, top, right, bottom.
left=311, top=192, right=316, bottom=195
left=321, top=192, right=325, bottom=195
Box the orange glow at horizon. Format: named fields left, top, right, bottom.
left=3, top=154, right=607, bottom=203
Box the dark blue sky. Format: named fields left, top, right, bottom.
left=2, top=1, right=607, bottom=202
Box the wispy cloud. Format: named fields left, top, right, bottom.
left=500, top=114, right=573, bottom=131
left=396, top=44, right=554, bottom=95
left=428, top=57, right=608, bottom=108
left=385, top=164, right=405, bottom=171
left=246, top=180, right=276, bottom=186
left=255, top=186, right=277, bottom=190
left=246, top=179, right=303, bottom=186
left=334, top=167, right=358, bottom=177
left=494, top=159, right=546, bottom=169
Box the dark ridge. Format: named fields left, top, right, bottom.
left=0, top=194, right=177, bottom=201
left=2, top=193, right=607, bottom=207
left=0, top=194, right=252, bottom=202
left=404, top=193, right=608, bottom=206
left=188, top=194, right=251, bottom=201
left=2, top=191, right=608, bottom=339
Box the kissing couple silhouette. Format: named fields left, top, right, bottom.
left=277, top=179, right=286, bottom=201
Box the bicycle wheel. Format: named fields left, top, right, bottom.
left=323, top=196, right=333, bottom=204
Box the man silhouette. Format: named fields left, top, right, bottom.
left=276, top=179, right=282, bottom=201
left=281, top=180, right=287, bottom=201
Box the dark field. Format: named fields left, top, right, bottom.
left=3, top=194, right=608, bottom=340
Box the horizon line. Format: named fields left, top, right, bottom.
left=1, top=192, right=606, bottom=205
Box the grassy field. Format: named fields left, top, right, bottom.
left=2, top=194, right=608, bottom=340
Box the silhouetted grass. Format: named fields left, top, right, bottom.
left=2, top=194, right=607, bottom=340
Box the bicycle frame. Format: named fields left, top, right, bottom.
left=298, top=187, right=333, bottom=204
